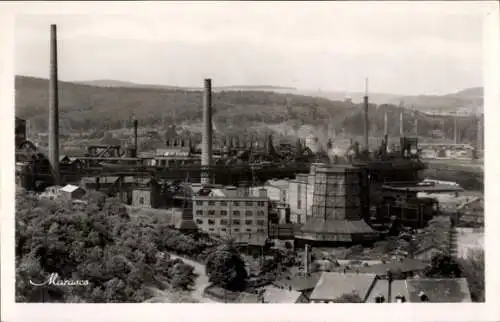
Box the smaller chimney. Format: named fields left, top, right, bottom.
left=363, top=78, right=369, bottom=151
left=415, top=118, right=419, bottom=137
left=387, top=269, right=393, bottom=303
left=399, top=112, right=404, bottom=137
left=477, top=114, right=483, bottom=154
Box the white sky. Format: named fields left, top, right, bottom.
left=14, top=1, right=491, bottom=95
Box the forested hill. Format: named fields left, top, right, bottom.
left=15, top=75, right=481, bottom=142
left=15, top=75, right=355, bottom=131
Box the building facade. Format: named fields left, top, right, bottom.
left=288, top=173, right=314, bottom=224
left=192, top=187, right=269, bottom=239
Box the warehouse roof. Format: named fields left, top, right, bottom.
left=300, top=219, right=377, bottom=235
left=382, top=182, right=463, bottom=193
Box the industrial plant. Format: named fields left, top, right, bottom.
left=14, top=24, right=484, bottom=304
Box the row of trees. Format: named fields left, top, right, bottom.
left=15, top=189, right=200, bottom=303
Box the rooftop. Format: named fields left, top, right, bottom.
left=382, top=182, right=464, bottom=193
left=300, top=219, right=378, bottom=235
left=406, top=278, right=472, bottom=303
left=310, top=272, right=377, bottom=302
left=356, top=259, right=430, bottom=275
left=60, top=184, right=83, bottom=193
left=365, top=279, right=409, bottom=303
left=273, top=272, right=322, bottom=292
left=262, top=285, right=302, bottom=303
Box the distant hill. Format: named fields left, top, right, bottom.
left=77, top=78, right=483, bottom=115
left=386, top=87, right=483, bottom=115
left=15, top=75, right=481, bottom=143
left=77, top=79, right=296, bottom=92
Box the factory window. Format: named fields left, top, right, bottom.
left=245, top=220, right=253, bottom=225
left=196, top=210, right=203, bottom=216
left=221, top=210, right=228, bottom=216
left=257, top=228, right=265, bottom=233
left=233, top=220, right=241, bottom=225
left=297, top=199, right=302, bottom=210
left=257, top=220, right=265, bottom=226
left=221, top=228, right=227, bottom=232
left=257, top=201, right=266, bottom=207
left=208, top=200, right=216, bottom=206
left=233, top=210, right=240, bottom=216
left=234, top=228, right=240, bottom=232
left=220, top=219, right=228, bottom=225
left=196, top=219, right=203, bottom=225
left=139, top=197, right=144, bottom=205
left=233, top=201, right=240, bottom=206
left=208, top=219, right=215, bottom=225
left=196, top=200, right=203, bottom=206
left=220, top=201, right=227, bottom=206
left=208, top=210, right=215, bottom=216
left=245, top=201, right=254, bottom=206
left=209, top=228, right=215, bottom=232
left=245, top=210, right=253, bottom=217
left=257, top=211, right=265, bottom=217
left=246, top=228, right=252, bottom=232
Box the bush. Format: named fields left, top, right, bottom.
left=205, top=242, right=248, bottom=291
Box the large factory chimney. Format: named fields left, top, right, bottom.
left=201, top=78, right=213, bottom=184
left=383, top=111, right=389, bottom=153
left=133, top=119, right=138, bottom=154
left=48, top=24, right=60, bottom=185
left=454, top=117, right=459, bottom=144
left=363, top=78, right=369, bottom=151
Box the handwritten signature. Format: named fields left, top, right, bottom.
left=29, top=273, right=89, bottom=287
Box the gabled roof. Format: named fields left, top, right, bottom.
left=310, top=272, right=377, bottom=302
left=406, top=278, right=472, bottom=303
left=365, top=279, right=409, bottom=303
left=263, top=285, right=302, bottom=303
left=273, top=272, right=322, bottom=292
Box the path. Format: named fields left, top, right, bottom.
left=170, top=254, right=217, bottom=303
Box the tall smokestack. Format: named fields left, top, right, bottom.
left=363, top=78, right=369, bottom=151
left=415, top=118, right=419, bottom=137
left=454, top=117, right=459, bottom=144
left=48, top=24, right=60, bottom=185
left=201, top=78, right=213, bottom=184
left=383, top=111, right=388, bottom=153
left=399, top=112, right=404, bottom=137
left=133, top=119, right=138, bottom=153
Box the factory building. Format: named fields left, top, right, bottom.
left=295, top=164, right=379, bottom=245
left=288, top=163, right=326, bottom=224
left=192, top=186, right=269, bottom=244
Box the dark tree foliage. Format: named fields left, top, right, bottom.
left=205, top=242, right=248, bottom=291
left=458, top=249, right=485, bottom=302
left=424, top=253, right=462, bottom=278
left=15, top=189, right=198, bottom=303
